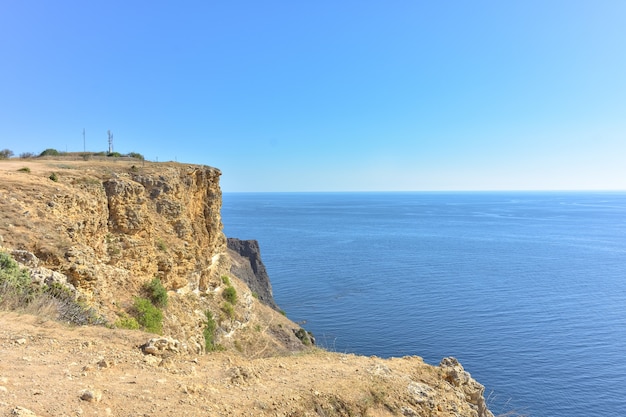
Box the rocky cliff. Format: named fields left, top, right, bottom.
left=0, top=158, right=308, bottom=355
left=227, top=237, right=280, bottom=311
left=0, top=157, right=495, bottom=417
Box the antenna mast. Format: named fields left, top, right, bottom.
left=107, top=130, right=114, bottom=153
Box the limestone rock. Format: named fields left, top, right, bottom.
left=439, top=357, right=494, bottom=417
left=11, top=407, right=39, bottom=416
left=141, top=337, right=185, bottom=356
left=29, top=266, right=76, bottom=294
left=10, top=250, right=39, bottom=268
left=79, top=389, right=102, bottom=402
left=407, top=381, right=436, bottom=406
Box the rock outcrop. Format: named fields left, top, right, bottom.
left=0, top=159, right=309, bottom=355
left=226, top=237, right=279, bottom=311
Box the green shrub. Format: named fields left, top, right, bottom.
left=107, top=152, right=122, bottom=157
left=133, top=297, right=163, bottom=334
left=40, top=148, right=60, bottom=156
left=49, top=172, right=58, bottom=182
left=221, top=275, right=231, bottom=285
left=127, top=152, right=144, bottom=160
left=0, top=252, right=105, bottom=326
left=203, top=310, right=217, bottom=352
left=222, top=285, right=237, bottom=304
left=115, top=314, right=140, bottom=330
left=144, top=277, right=168, bottom=308
left=0, top=252, right=32, bottom=299
left=17, top=167, right=31, bottom=173
left=294, top=328, right=314, bottom=346
left=221, top=302, right=234, bottom=319
left=156, top=239, right=167, bottom=252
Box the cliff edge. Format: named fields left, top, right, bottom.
left=0, top=156, right=494, bottom=417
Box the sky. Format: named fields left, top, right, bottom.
left=1, top=1, right=625, bottom=192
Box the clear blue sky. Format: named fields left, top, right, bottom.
left=1, top=1, right=625, bottom=191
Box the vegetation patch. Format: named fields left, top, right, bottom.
left=17, top=167, right=31, bottom=173
left=221, top=302, right=235, bottom=320
left=0, top=251, right=32, bottom=301
left=0, top=252, right=105, bottom=326
left=144, top=277, right=168, bottom=308
left=115, top=313, right=140, bottom=330
left=294, top=328, right=315, bottom=346
left=127, top=152, right=144, bottom=160
left=156, top=239, right=167, bottom=252
left=222, top=285, right=237, bottom=305
left=132, top=297, right=163, bottom=334
left=203, top=310, right=217, bottom=352
left=40, top=148, right=60, bottom=157
left=49, top=172, right=58, bottom=182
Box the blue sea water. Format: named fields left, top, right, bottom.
left=222, top=192, right=626, bottom=417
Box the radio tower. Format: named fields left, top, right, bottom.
left=107, top=130, right=114, bottom=153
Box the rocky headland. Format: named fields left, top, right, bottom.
left=0, top=156, right=494, bottom=417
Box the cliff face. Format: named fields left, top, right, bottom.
left=0, top=161, right=226, bottom=294
left=0, top=159, right=308, bottom=355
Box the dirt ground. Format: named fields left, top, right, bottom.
left=0, top=312, right=491, bottom=417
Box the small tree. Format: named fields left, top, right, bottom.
left=40, top=148, right=60, bottom=157
left=0, top=149, right=13, bottom=159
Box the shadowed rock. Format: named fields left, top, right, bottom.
left=227, top=238, right=279, bottom=311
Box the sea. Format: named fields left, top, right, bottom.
left=221, top=192, right=626, bottom=417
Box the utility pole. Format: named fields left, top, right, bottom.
left=107, top=130, right=113, bottom=153
left=83, top=128, right=86, bottom=152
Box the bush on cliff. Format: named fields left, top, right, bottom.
left=221, top=302, right=235, bottom=319
left=144, top=277, right=168, bottom=308
left=203, top=310, right=217, bottom=352
left=0, top=252, right=105, bottom=325
left=133, top=297, right=163, bottom=334
left=0, top=252, right=32, bottom=302
left=222, top=285, right=237, bottom=305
